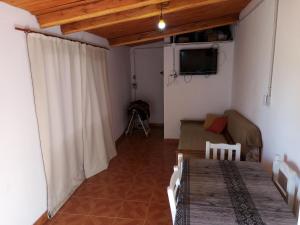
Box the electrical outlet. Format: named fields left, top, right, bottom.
left=169, top=70, right=177, bottom=78
left=264, top=94, right=271, bottom=106
left=132, top=83, right=137, bottom=89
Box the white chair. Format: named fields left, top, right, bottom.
left=297, top=181, right=300, bottom=225
left=272, top=155, right=297, bottom=210
left=177, top=153, right=183, bottom=181
left=293, top=178, right=300, bottom=224
left=167, top=165, right=181, bottom=224
left=206, top=141, right=241, bottom=161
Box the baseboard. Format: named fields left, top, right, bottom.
left=176, top=149, right=205, bottom=159
left=115, top=133, right=125, bottom=147
left=149, top=123, right=164, bottom=128
left=33, top=212, right=48, bottom=225
left=164, top=138, right=179, bottom=144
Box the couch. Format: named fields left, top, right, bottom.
left=177, top=110, right=263, bottom=161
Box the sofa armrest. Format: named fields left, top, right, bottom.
left=246, top=148, right=260, bottom=162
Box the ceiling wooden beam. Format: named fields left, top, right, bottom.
left=3, top=0, right=83, bottom=13
left=32, top=1, right=100, bottom=15
left=38, top=0, right=170, bottom=28
left=109, top=15, right=238, bottom=47
left=2, top=0, right=102, bottom=16
left=61, top=0, right=228, bottom=34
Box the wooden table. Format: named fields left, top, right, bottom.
left=175, top=159, right=297, bottom=225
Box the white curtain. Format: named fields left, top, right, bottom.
left=27, top=33, right=116, bottom=217
left=81, top=45, right=116, bottom=177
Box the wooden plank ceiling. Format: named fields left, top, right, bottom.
left=3, top=0, right=250, bottom=46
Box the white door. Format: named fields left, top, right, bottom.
left=134, top=47, right=164, bottom=124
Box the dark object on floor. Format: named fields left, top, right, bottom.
left=126, top=100, right=150, bottom=136
left=127, top=100, right=150, bottom=120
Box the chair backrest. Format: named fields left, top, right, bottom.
left=272, top=155, right=297, bottom=210
left=177, top=153, right=183, bottom=181
left=297, top=181, right=300, bottom=225
left=206, top=141, right=241, bottom=161
left=167, top=166, right=181, bottom=224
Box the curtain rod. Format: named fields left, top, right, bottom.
left=15, top=27, right=110, bottom=51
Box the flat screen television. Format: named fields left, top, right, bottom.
left=179, top=48, right=218, bottom=75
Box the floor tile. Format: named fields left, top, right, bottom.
left=49, top=214, right=115, bottom=225
left=125, top=185, right=153, bottom=202
left=114, top=218, right=145, bottom=225
left=151, top=185, right=169, bottom=204
left=91, top=199, right=124, bottom=217
left=47, top=128, right=175, bottom=225
left=75, top=182, right=131, bottom=200
left=117, top=201, right=149, bottom=219
left=144, top=219, right=172, bottom=225
left=133, top=172, right=157, bottom=186
left=89, top=216, right=116, bottom=225
left=146, top=203, right=172, bottom=225
left=62, top=197, right=123, bottom=217
left=87, top=170, right=134, bottom=186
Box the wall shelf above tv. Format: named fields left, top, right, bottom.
left=170, top=25, right=233, bottom=44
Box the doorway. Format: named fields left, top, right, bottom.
left=131, top=43, right=164, bottom=125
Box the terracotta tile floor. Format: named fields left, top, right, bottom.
left=46, top=127, right=177, bottom=225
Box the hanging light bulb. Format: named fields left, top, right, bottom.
left=158, top=4, right=166, bottom=30
left=158, top=18, right=166, bottom=30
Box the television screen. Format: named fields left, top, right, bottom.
left=180, top=48, right=218, bottom=75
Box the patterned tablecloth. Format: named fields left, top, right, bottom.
left=175, top=159, right=297, bottom=225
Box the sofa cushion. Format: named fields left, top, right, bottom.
left=178, top=120, right=227, bottom=150
left=207, top=116, right=227, bottom=133
left=203, top=113, right=220, bottom=129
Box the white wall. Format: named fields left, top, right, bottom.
left=0, top=2, right=131, bottom=225
left=164, top=42, right=234, bottom=139
left=108, top=47, right=131, bottom=140
left=43, top=26, right=109, bottom=48
left=0, top=3, right=47, bottom=225
left=232, top=0, right=300, bottom=172
left=130, top=42, right=164, bottom=124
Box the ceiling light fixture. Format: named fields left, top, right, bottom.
left=158, top=4, right=166, bottom=30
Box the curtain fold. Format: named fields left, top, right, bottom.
left=81, top=44, right=117, bottom=178
left=27, top=33, right=116, bottom=217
